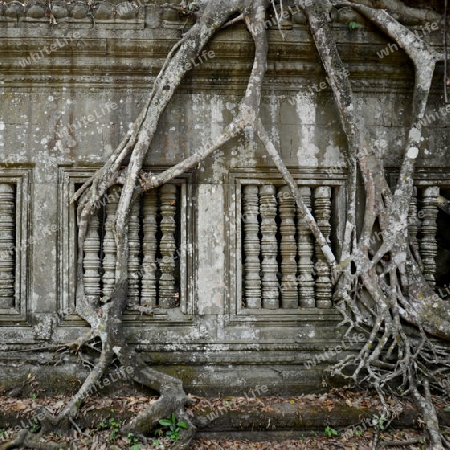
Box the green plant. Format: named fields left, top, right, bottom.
left=445, top=407, right=450, bottom=412
left=158, top=413, right=189, bottom=442
left=348, top=21, right=363, bottom=30
left=30, top=393, right=37, bottom=400
left=310, top=430, right=317, bottom=436
left=108, top=418, right=120, bottom=442
left=130, top=445, right=141, bottom=450
left=324, top=426, right=339, bottom=438
left=0, top=429, right=7, bottom=439
left=127, top=432, right=139, bottom=444
left=28, top=420, right=41, bottom=433
left=96, top=414, right=121, bottom=442
left=354, top=429, right=363, bottom=437
left=372, top=414, right=387, bottom=430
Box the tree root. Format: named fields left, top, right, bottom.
left=0, top=430, right=66, bottom=450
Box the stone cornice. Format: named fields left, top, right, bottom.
left=0, top=4, right=446, bottom=93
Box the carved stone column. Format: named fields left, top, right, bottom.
left=159, top=184, right=177, bottom=308
left=297, top=187, right=315, bottom=307
left=102, top=186, right=120, bottom=299
left=314, top=186, right=332, bottom=308
left=128, top=198, right=141, bottom=305
left=260, top=184, right=279, bottom=309
left=142, top=190, right=158, bottom=307
left=0, top=184, right=15, bottom=309
left=408, top=186, right=421, bottom=266
left=243, top=185, right=261, bottom=309
left=420, top=186, right=439, bottom=287
left=279, top=185, right=298, bottom=309
left=83, top=214, right=101, bottom=298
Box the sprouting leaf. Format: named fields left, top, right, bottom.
left=348, top=21, right=362, bottom=30
left=178, top=421, right=189, bottom=429
left=159, top=419, right=172, bottom=427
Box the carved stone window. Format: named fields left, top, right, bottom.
left=241, top=183, right=337, bottom=310
left=408, top=184, right=450, bottom=296
left=0, top=169, right=31, bottom=326
left=228, top=170, right=347, bottom=318
left=59, top=168, right=194, bottom=324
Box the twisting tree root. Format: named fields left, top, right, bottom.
left=4, top=0, right=450, bottom=448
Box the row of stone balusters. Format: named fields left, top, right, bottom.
left=83, top=184, right=178, bottom=308
left=0, top=184, right=15, bottom=309
left=408, top=186, right=440, bottom=287
left=243, top=184, right=332, bottom=309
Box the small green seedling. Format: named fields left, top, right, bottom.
left=158, top=413, right=189, bottom=442
left=372, top=414, right=387, bottom=430
left=348, top=21, right=363, bottom=30
left=324, top=426, right=339, bottom=438
left=28, top=419, right=41, bottom=433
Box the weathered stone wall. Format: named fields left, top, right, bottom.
left=0, top=1, right=449, bottom=396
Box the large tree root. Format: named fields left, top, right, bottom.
left=301, top=1, right=450, bottom=448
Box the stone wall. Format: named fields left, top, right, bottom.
left=0, top=1, right=449, bottom=396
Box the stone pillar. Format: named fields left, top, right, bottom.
left=408, top=187, right=421, bottom=262
left=159, top=184, right=177, bottom=308
left=260, top=184, right=279, bottom=309
left=279, top=185, right=298, bottom=309
left=102, top=186, right=120, bottom=299
left=314, top=186, right=332, bottom=308
left=243, top=185, right=261, bottom=309
left=141, top=190, right=158, bottom=307
left=83, top=214, right=101, bottom=298
left=297, top=187, right=315, bottom=307
left=0, top=184, right=15, bottom=309
left=127, top=198, right=141, bottom=305
left=420, top=186, right=439, bottom=287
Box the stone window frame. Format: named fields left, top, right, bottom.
left=387, top=167, right=450, bottom=291
left=226, top=169, right=347, bottom=324
left=57, top=166, right=196, bottom=327
left=0, top=167, right=32, bottom=326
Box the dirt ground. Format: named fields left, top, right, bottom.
left=1, top=388, right=447, bottom=449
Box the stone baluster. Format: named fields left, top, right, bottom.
left=279, top=185, right=298, bottom=309
left=159, top=184, right=177, bottom=308
left=408, top=187, right=422, bottom=266
left=141, top=190, right=158, bottom=307
left=420, top=186, right=439, bottom=287
left=0, top=184, right=15, bottom=309
left=243, top=185, right=261, bottom=309
left=102, top=186, right=120, bottom=299
left=314, top=186, right=332, bottom=308
left=83, top=214, right=101, bottom=298
left=128, top=198, right=141, bottom=305
left=260, top=184, right=279, bottom=309
left=297, top=187, right=315, bottom=307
